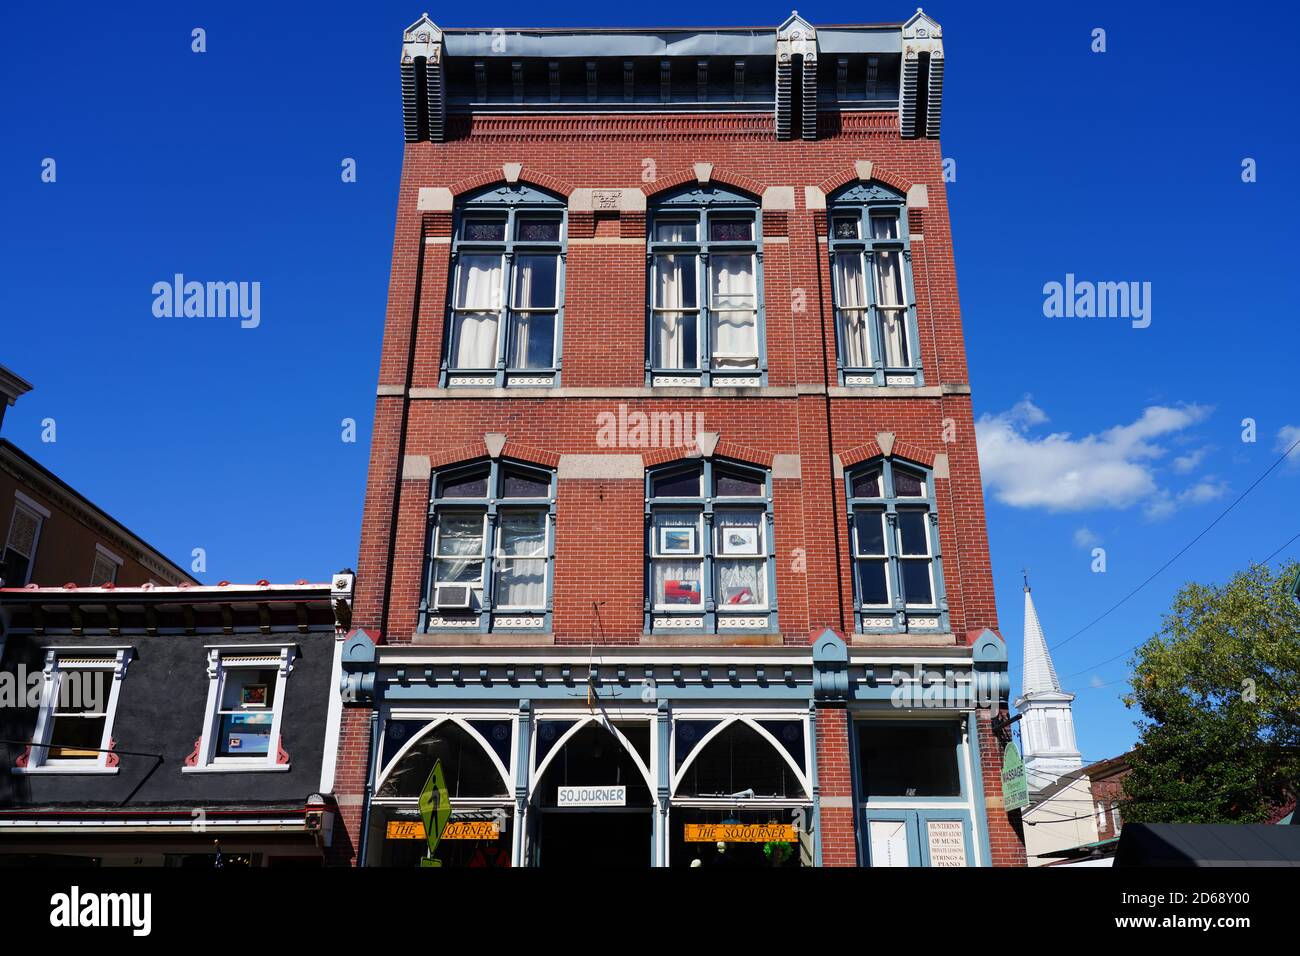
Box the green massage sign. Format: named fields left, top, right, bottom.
left=1001, top=742, right=1030, bottom=812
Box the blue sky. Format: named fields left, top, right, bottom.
left=2, top=1, right=1297, bottom=763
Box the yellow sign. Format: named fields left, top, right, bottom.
left=386, top=820, right=500, bottom=840
left=683, top=823, right=797, bottom=843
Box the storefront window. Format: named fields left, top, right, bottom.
left=376, top=721, right=509, bottom=799
left=671, top=808, right=806, bottom=868
left=676, top=721, right=805, bottom=799
left=856, top=722, right=961, bottom=798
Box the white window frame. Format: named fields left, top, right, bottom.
left=650, top=510, right=706, bottom=612
left=183, top=645, right=296, bottom=773
left=90, top=543, right=123, bottom=586
left=713, top=507, right=769, bottom=611
left=433, top=511, right=488, bottom=595
left=492, top=508, right=549, bottom=612
left=4, top=494, right=49, bottom=587
left=15, top=648, right=132, bottom=775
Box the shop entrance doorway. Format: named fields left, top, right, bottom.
left=528, top=719, right=655, bottom=867
left=533, top=809, right=651, bottom=867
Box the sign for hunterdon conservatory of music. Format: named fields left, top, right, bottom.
left=1001, top=742, right=1030, bottom=811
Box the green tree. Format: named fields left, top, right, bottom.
left=1121, top=560, right=1300, bottom=823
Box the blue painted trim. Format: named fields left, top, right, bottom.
left=827, top=182, right=923, bottom=387
left=807, top=699, right=823, bottom=867
left=966, top=711, right=994, bottom=868
left=844, top=457, right=951, bottom=635
left=644, top=458, right=777, bottom=635
left=442, top=183, right=567, bottom=388
left=420, top=458, right=556, bottom=635
left=646, top=185, right=766, bottom=387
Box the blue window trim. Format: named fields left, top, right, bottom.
left=644, top=458, right=778, bottom=635
left=845, top=457, right=950, bottom=634
left=645, top=184, right=767, bottom=388
left=828, top=181, right=923, bottom=387
left=852, top=716, right=980, bottom=867
left=441, top=183, right=568, bottom=388
left=419, top=458, right=557, bottom=634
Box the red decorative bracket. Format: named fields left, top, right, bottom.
left=105, top=737, right=119, bottom=768
left=276, top=739, right=290, bottom=765
left=184, top=738, right=202, bottom=767
left=15, top=746, right=31, bottom=769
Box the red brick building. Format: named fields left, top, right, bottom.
left=332, top=10, right=1025, bottom=867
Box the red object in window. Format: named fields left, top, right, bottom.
left=664, top=580, right=700, bottom=604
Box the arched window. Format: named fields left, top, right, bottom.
left=421, top=458, right=555, bottom=633
left=376, top=719, right=511, bottom=799
left=828, top=182, right=921, bottom=386
left=647, top=184, right=765, bottom=387
left=444, top=183, right=567, bottom=388
left=846, top=458, right=948, bottom=633
left=645, top=459, right=775, bottom=634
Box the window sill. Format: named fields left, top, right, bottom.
left=12, top=765, right=120, bottom=776
left=181, top=763, right=291, bottom=773
left=851, top=632, right=958, bottom=647
left=411, top=631, right=555, bottom=646
left=641, top=632, right=784, bottom=646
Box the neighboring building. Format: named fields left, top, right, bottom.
left=0, top=576, right=353, bottom=866
left=1023, top=754, right=1128, bottom=867
left=1014, top=576, right=1081, bottom=793
left=0, top=364, right=194, bottom=591
left=331, top=10, right=1025, bottom=868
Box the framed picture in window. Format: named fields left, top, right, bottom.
left=720, top=526, right=759, bottom=555
left=658, top=527, right=697, bottom=555
left=722, top=586, right=755, bottom=605
left=664, top=580, right=701, bottom=604
left=240, top=684, right=269, bottom=707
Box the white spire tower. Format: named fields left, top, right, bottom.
left=1013, top=572, right=1082, bottom=792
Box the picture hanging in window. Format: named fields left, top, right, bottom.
left=659, top=526, right=697, bottom=555
left=240, top=683, right=269, bottom=707
left=663, top=579, right=701, bottom=604
left=720, top=526, right=759, bottom=555
left=722, top=585, right=755, bottom=605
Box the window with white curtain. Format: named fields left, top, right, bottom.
left=846, top=458, right=947, bottom=633
left=422, top=459, right=556, bottom=632
left=647, top=186, right=763, bottom=386
left=646, top=459, right=775, bottom=633
left=829, top=183, right=920, bottom=386
left=445, top=185, right=566, bottom=386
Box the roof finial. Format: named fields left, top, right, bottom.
left=1022, top=567, right=1030, bottom=592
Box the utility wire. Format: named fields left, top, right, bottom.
left=1018, top=435, right=1300, bottom=685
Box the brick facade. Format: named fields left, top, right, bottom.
left=333, top=13, right=1025, bottom=868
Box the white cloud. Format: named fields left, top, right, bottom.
left=976, top=401, right=1212, bottom=513
left=1073, top=527, right=1101, bottom=549
left=1172, top=447, right=1207, bottom=473
left=1278, top=425, right=1300, bottom=471
left=1142, top=478, right=1230, bottom=520
left=1089, top=674, right=1107, bottom=689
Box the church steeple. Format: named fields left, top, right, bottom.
left=1013, top=574, right=1082, bottom=793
